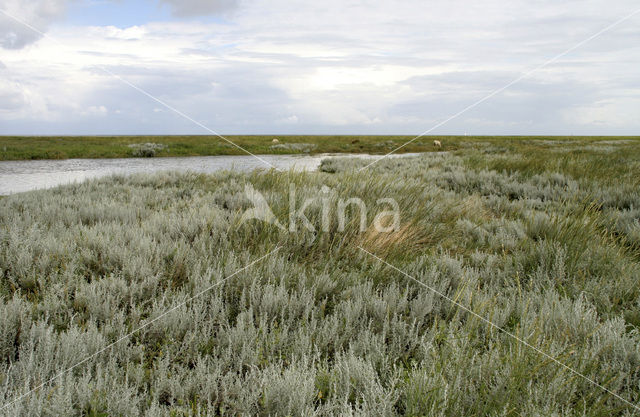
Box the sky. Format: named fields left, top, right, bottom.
left=0, top=0, right=639, bottom=136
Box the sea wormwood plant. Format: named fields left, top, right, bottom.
left=1, top=140, right=640, bottom=416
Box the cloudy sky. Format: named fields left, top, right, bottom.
left=0, top=0, right=639, bottom=135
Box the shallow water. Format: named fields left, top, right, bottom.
left=0, top=153, right=416, bottom=195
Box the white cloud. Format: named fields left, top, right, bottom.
left=566, top=97, right=640, bottom=128
left=0, top=77, right=51, bottom=120
left=277, top=115, right=298, bottom=124
left=0, top=78, right=26, bottom=112
left=82, top=105, right=108, bottom=116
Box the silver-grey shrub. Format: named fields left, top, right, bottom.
left=1, top=148, right=639, bottom=416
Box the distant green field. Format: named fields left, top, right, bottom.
left=0, top=135, right=638, bottom=160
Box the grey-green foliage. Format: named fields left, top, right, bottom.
left=128, top=142, right=167, bottom=157
left=606, top=207, right=640, bottom=248
left=270, top=143, right=318, bottom=153
left=1, top=146, right=640, bottom=416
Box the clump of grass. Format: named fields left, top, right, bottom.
left=270, top=143, right=318, bottom=153
left=360, top=221, right=436, bottom=258
left=128, top=142, right=167, bottom=157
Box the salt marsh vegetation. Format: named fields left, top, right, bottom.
left=1, top=139, right=639, bottom=416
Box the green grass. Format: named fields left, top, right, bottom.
left=0, top=135, right=638, bottom=160
left=1, top=138, right=639, bottom=415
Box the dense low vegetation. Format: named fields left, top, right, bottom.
left=0, top=135, right=638, bottom=160
left=1, top=138, right=639, bottom=415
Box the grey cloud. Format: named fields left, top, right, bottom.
left=389, top=74, right=607, bottom=135
left=0, top=82, right=25, bottom=111
left=60, top=63, right=291, bottom=134
left=0, top=91, right=24, bottom=111
left=0, top=17, right=42, bottom=49
left=159, top=0, right=240, bottom=17
left=79, top=50, right=139, bottom=59
left=0, top=0, right=69, bottom=49
left=402, top=71, right=517, bottom=95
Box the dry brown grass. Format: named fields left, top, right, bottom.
left=458, top=195, right=495, bottom=222
left=358, top=221, right=443, bottom=257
